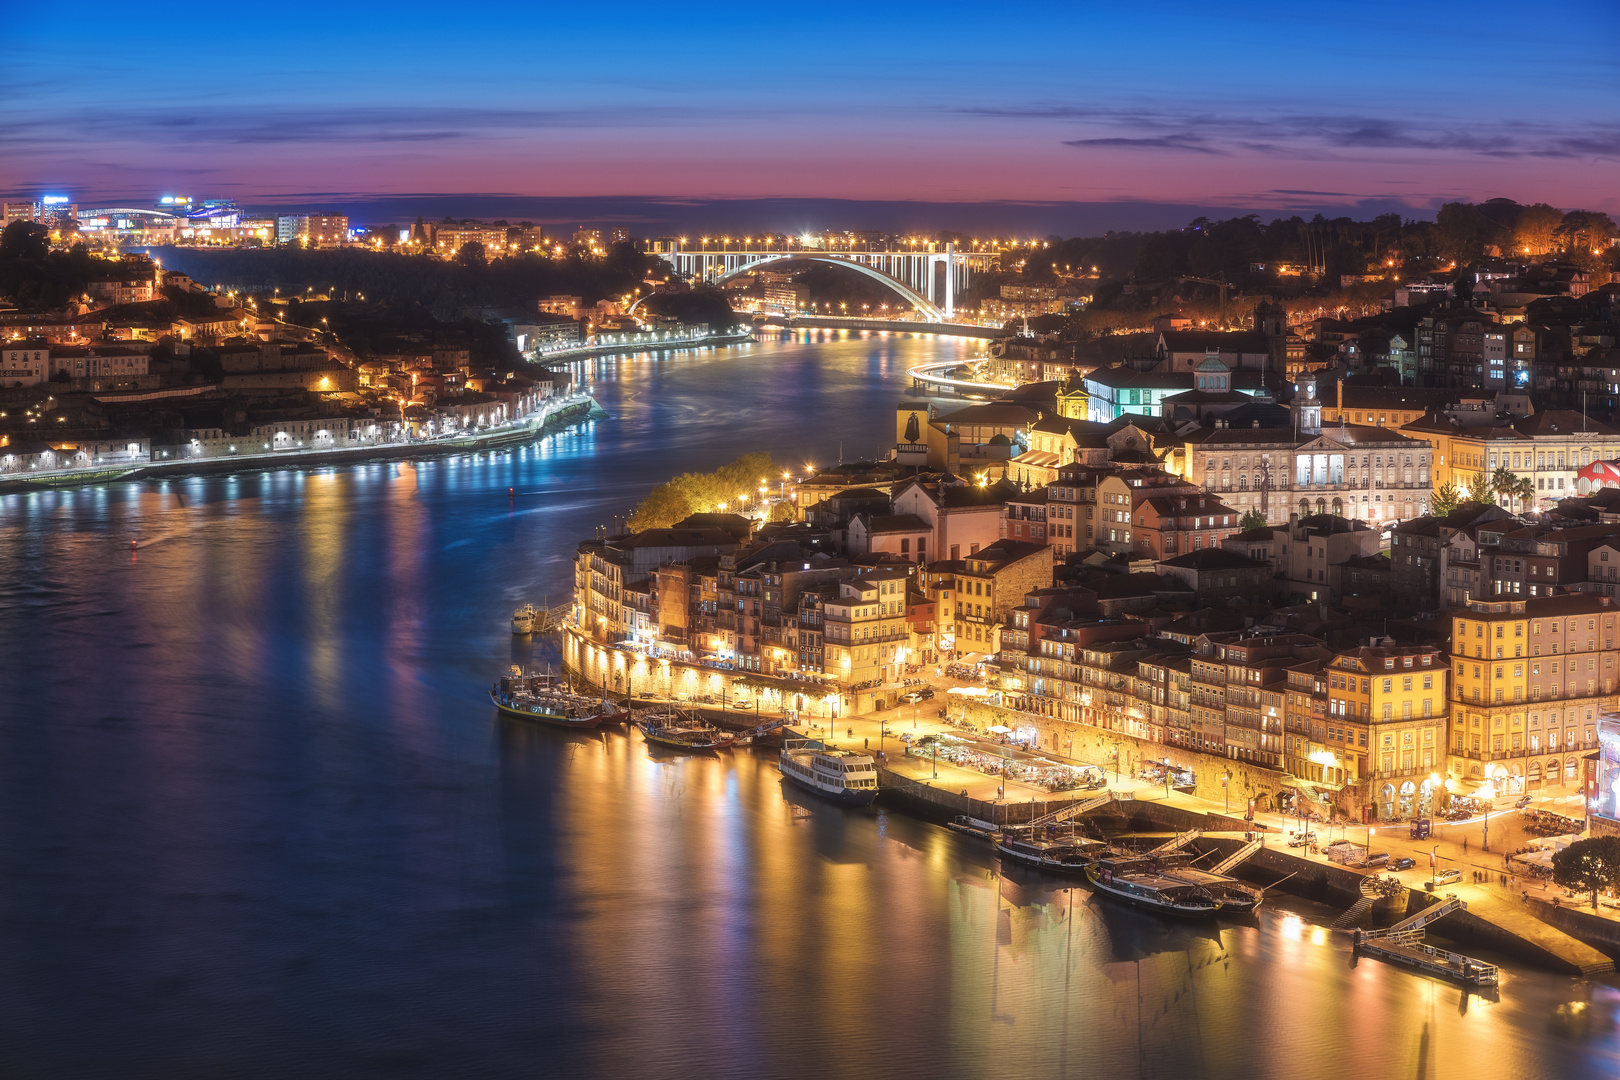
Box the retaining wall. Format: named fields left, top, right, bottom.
left=1189, top=833, right=1605, bottom=973
left=950, top=699, right=1332, bottom=815
left=1527, top=897, right=1620, bottom=962
left=875, top=767, right=1137, bottom=827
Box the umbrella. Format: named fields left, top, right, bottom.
left=988, top=725, right=1011, bottom=734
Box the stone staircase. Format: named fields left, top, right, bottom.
left=1332, top=898, right=1374, bottom=929
left=1331, top=875, right=1391, bottom=929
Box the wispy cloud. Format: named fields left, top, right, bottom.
left=1063, top=134, right=1224, bottom=155
left=0, top=105, right=710, bottom=148
left=957, top=102, right=1620, bottom=161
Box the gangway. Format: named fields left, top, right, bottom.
left=532, top=602, right=571, bottom=633
left=1210, top=837, right=1263, bottom=876
left=1353, top=895, right=1498, bottom=986
left=1377, top=894, right=1466, bottom=936
left=1150, top=829, right=1200, bottom=855
left=1026, top=791, right=1119, bottom=829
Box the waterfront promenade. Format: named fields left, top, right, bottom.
left=561, top=625, right=1618, bottom=973
left=0, top=390, right=602, bottom=493
left=530, top=329, right=754, bottom=364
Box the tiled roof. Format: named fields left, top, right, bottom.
left=861, top=513, right=930, bottom=535
left=1158, top=548, right=1270, bottom=571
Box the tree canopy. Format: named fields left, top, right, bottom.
left=0, top=222, right=101, bottom=310
left=1431, top=481, right=1463, bottom=517
left=626, top=452, right=779, bottom=531
left=1552, top=836, right=1620, bottom=909
left=1238, top=509, right=1268, bottom=532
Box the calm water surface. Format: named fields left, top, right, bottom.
left=1, top=331, right=1617, bottom=1079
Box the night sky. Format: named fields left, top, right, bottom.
left=6, top=0, right=1619, bottom=230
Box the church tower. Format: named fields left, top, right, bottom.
left=1295, top=377, right=1321, bottom=436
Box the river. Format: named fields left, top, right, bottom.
left=0, top=330, right=1616, bottom=1079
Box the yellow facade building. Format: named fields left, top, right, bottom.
left=822, top=568, right=913, bottom=690
left=1327, top=644, right=1447, bottom=818
left=1449, top=594, right=1617, bottom=796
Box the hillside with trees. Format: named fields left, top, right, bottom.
left=145, top=241, right=668, bottom=323
left=977, top=200, right=1617, bottom=344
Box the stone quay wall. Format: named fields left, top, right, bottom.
left=876, top=767, right=1141, bottom=828
left=948, top=698, right=1308, bottom=817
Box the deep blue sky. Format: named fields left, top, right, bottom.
left=6, top=1, right=1619, bottom=231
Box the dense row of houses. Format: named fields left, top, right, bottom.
left=571, top=356, right=1620, bottom=818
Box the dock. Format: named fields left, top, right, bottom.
left=1353, top=895, right=1500, bottom=986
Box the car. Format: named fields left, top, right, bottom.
left=1434, top=867, right=1463, bottom=885
left=899, top=687, right=936, bottom=704
left=730, top=698, right=755, bottom=711
left=1515, top=795, right=1533, bottom=809
left=1390, top=857, right=1417, bottom=871
left=1286, top=832, right=1317, bottom=848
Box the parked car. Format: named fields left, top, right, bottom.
left=730, top=698, right=754, bottom=711
left=1286, top=832, right=1317, bottom=848
left=1434, top=867, right=1463, bottom=885
left=1390, top=857, right=1417, bottom=871
left=900, top=687, right=935, bottom=704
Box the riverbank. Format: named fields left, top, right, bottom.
left=556, top=627, right=1616, bottom=975
left=0, top=393, right=605, bottom=493
left=14, top=323, right=1620, bottom=1077
left=531, top=330, right=754, bottom=364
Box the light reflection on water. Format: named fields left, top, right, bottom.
left=0, top=333, right=1617, bottom=1079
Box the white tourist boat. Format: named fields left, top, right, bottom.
left=511, top=604, right=536, bottom=634
left=779, top=738, right=879, bottom=806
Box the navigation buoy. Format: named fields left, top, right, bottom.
left=130, top=538, right=138, bottom=551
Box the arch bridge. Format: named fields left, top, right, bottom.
left=656, top=244, right=989, bottom=321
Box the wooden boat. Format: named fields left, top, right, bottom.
left=946, top=815, right=1003, bottom=841
left=1085, top=852, right=1261, bottom=918
left=731, top=718, right=786, bottom=748
left=996, top=830, right=1109, bottom=873
left=638, top=711, right=736, bottom=751
left=489, top=669, right=623, bottom=729
left=779, top=738, right=878, bottom=806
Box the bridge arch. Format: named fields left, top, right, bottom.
left=710, top=255, right=945, bottom=321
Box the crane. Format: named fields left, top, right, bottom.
left=1185, top=276, right=1231, bottom=327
